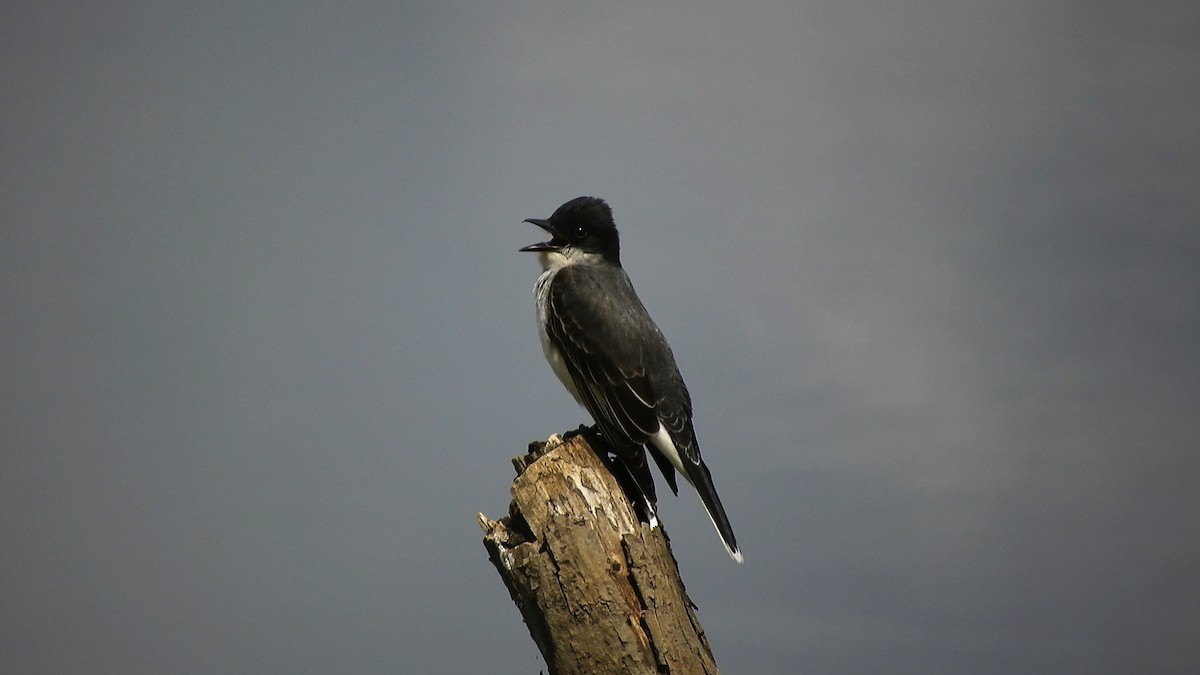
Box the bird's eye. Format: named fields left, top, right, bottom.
left=575, top=226, right=589, bottom=238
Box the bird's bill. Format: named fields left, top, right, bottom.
left=519, top=218, right=564, bottom=252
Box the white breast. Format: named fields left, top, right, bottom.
left=534, top=264, right=585, bottom=406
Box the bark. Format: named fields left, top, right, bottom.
left=478, top=434, right=720, bottom=675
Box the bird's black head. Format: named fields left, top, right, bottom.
left=520, top=196, right=620, bottom=264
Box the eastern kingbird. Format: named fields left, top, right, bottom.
left=520, top=196, right=742, bottom=562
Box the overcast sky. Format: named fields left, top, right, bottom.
left=3, top=2, right=1198, bottom=673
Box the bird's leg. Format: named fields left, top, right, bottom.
left=603, top=453, right=659, bottom=527
left=561, top=423, right=595, bottom=441
left=561, top=425, right=658, bottom=526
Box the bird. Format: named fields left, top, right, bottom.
left=519, top=196, right=742, bottom=562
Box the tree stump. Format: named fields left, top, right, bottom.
left=478, top=434, right=720, bottom=675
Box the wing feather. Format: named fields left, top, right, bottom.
left=546, top=266, right=661, bottom=448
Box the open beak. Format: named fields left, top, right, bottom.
left=519, top=218, right=563, bottom=252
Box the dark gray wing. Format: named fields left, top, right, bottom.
left=546, top=265, right=679, bottom=493
left=549, top=264, right=740, bottom=559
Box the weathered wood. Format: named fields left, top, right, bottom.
left=479, top=435, right=719, bottom=675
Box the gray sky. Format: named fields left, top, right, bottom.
left=3, top=1, right=1198, bottom=673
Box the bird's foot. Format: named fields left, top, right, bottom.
left=562, top=424, right=598, bottom=441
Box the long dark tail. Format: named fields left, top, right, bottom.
left=687, top=459, right=743, bottom=563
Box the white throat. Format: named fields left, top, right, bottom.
left=535, top=246, right=600, bottom=272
